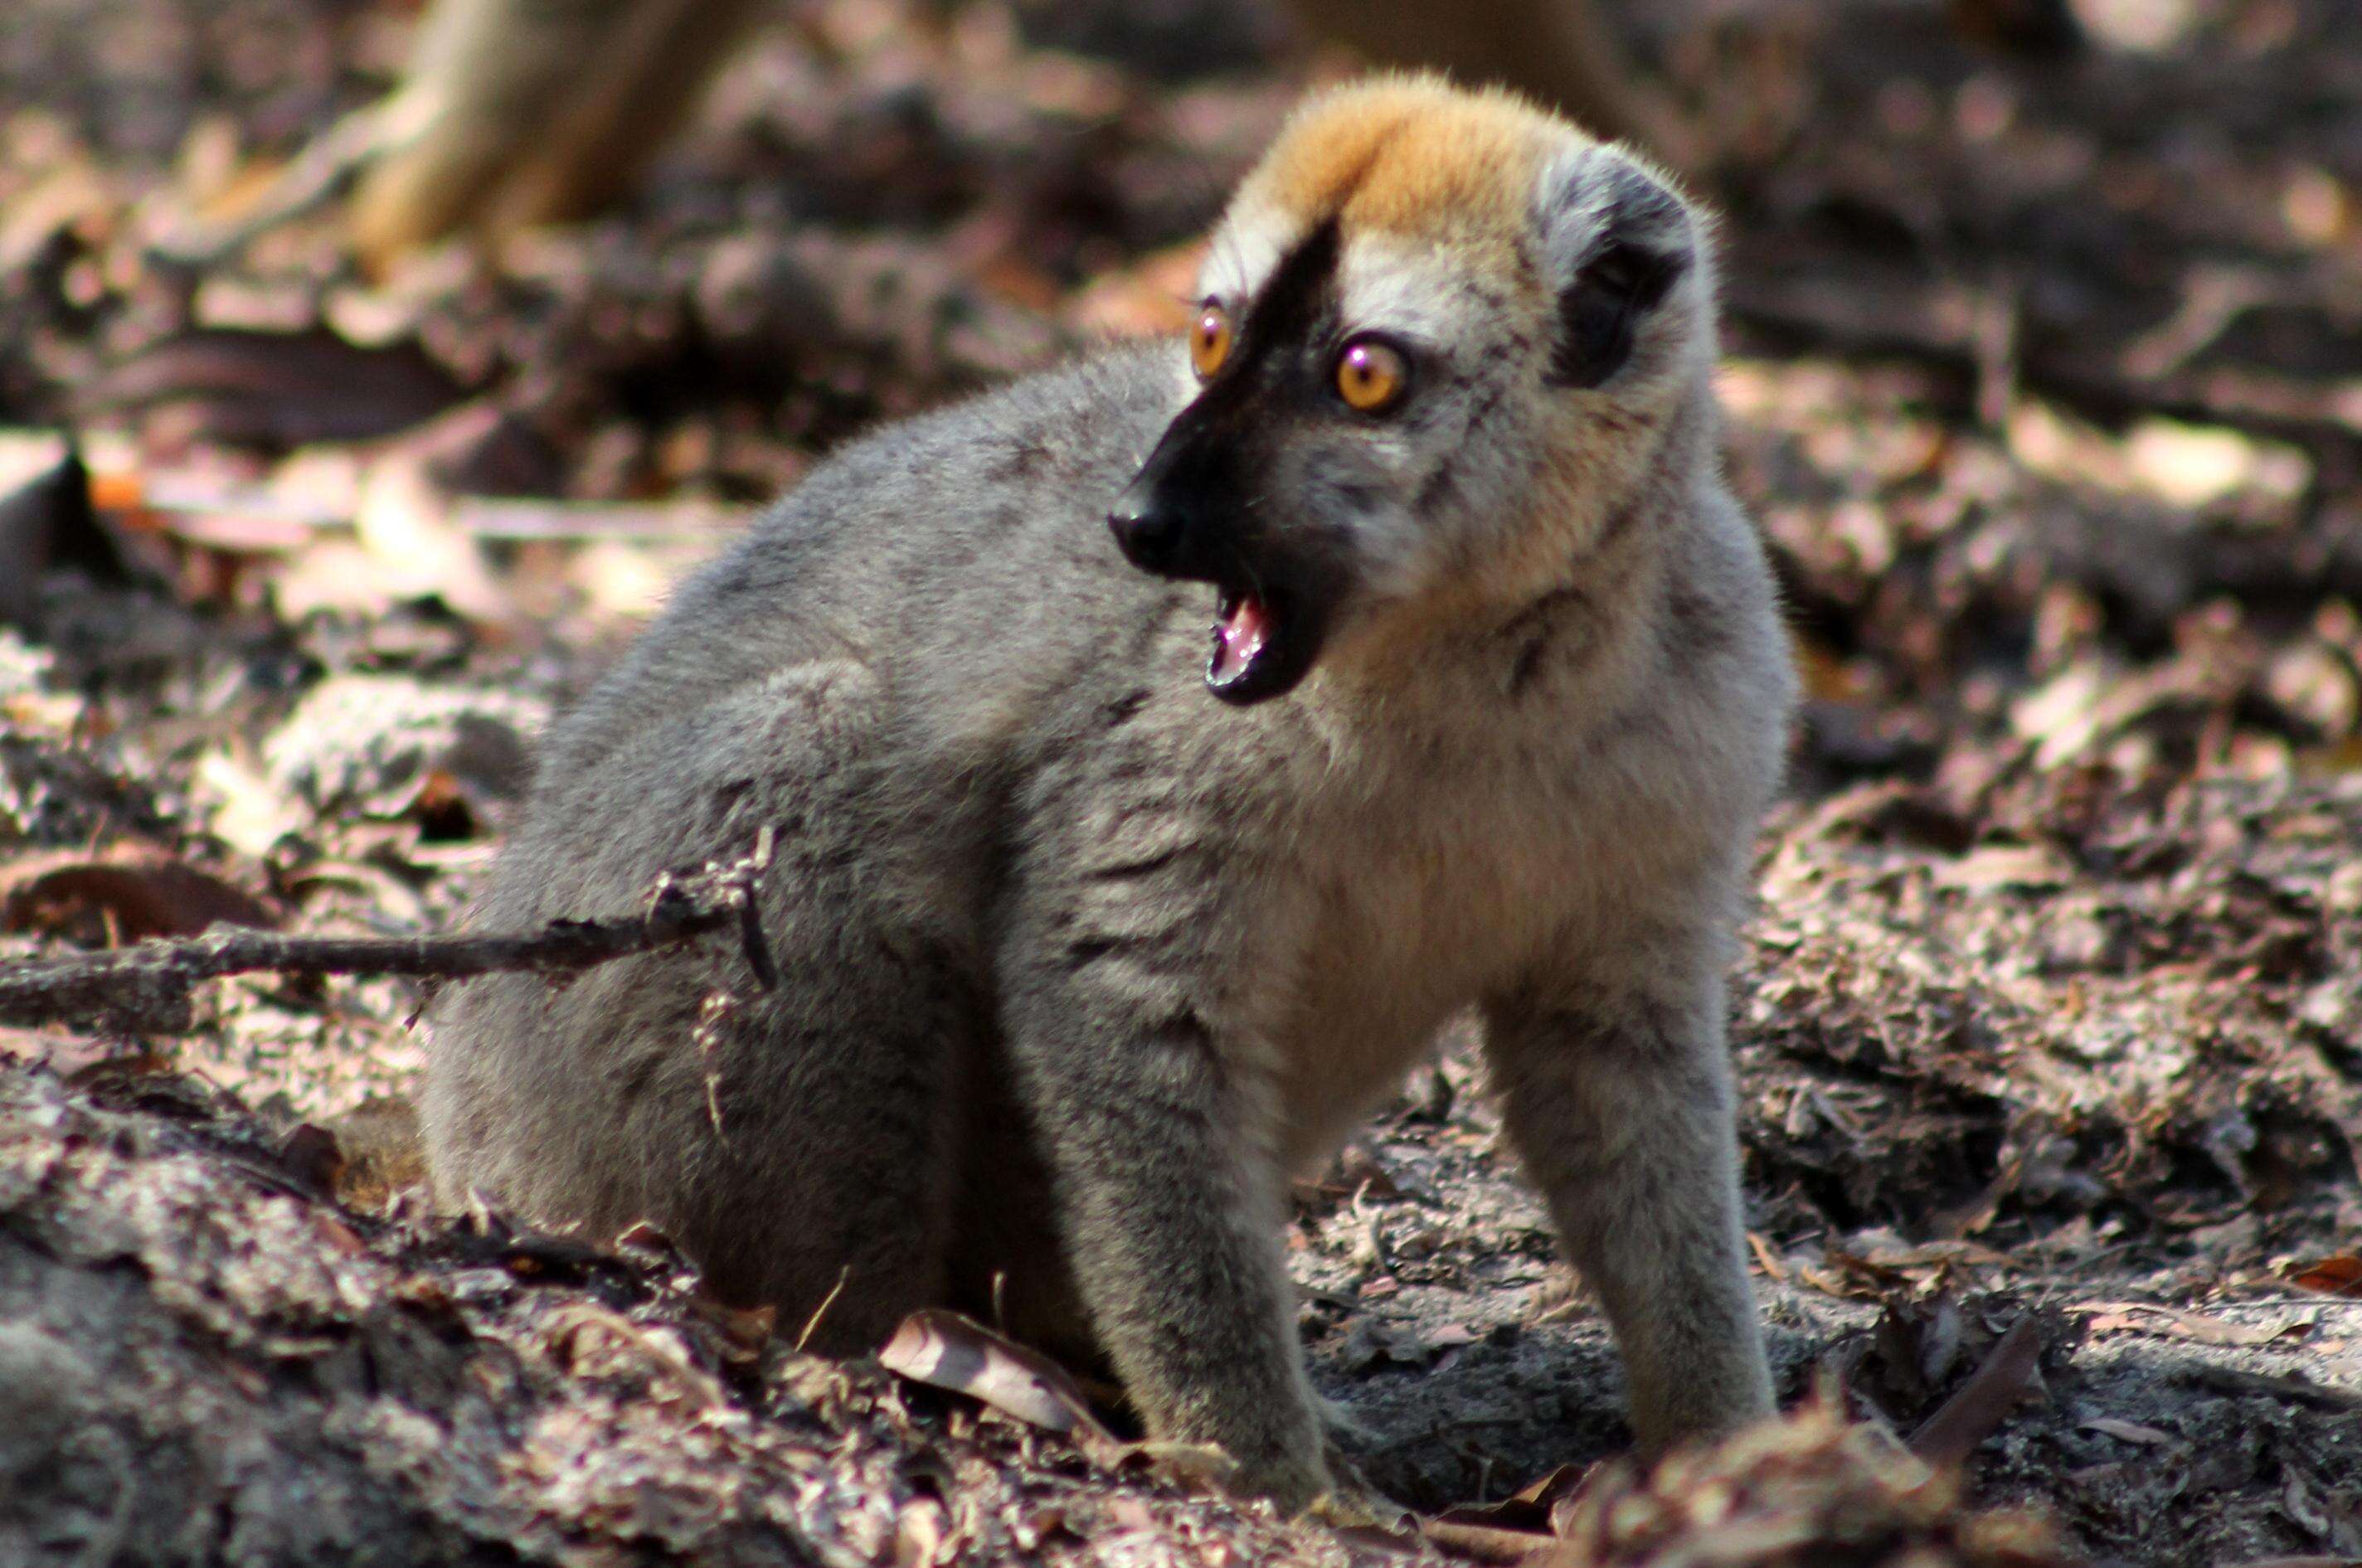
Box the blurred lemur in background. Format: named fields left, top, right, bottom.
left=343, top=0, right=2083, bottom=268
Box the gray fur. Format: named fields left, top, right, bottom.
left=426, top=91, right=1792, bottom=1513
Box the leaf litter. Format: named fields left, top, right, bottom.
left=3, top=0, right=2362, bottom=1563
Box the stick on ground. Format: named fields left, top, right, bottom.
left=0, top=847, right=774, bottom=1036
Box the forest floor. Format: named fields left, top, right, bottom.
left=3, top=0, right=2361, bottom=1564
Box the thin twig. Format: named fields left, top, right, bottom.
left=149, top=94, right=433, bottom=268
left=0, top=851, right=774, bottom=1035
left=795, top=1266, right=852, bottom=1354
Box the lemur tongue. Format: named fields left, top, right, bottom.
left=1213, top=593, right=1272, bottom=683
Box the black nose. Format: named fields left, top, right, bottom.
left=1108, top=481, right=1188, bottom=573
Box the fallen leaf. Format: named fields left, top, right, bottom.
left=1104, top=1497, right=1155, bottom=1532
left=879, top=1308, right=1125, bottom=1461
left=498, top=1231, right=619, bottom=1283
left=2122, top=416, right=2309, bottom=508
left=276, top=1122, right=346, bottom=1194
left=89, top=328, right=464, bottom=448
left=892, top=1498, right=949, bottom=1568
left=0, top=1024, right=119, bottom=1077
left=1930, top=843, right=2075, bottom=893
left=613, top=1220, right=681, bottom=1255
left=1908, top=1313, right=2044, bottom=1466
left=0, top=158, right=112, bottom=272
left=197, top=750, right=310, bottom=860
left=1124, top=1439, right=1238, bottom=1489
left=2081, top=1416, right=2179, bottom=1446
left=351, top=459, right=513, bottom=626
left=2287, top=1256, right=2362, bottom=1298
left=0, top=845, right=279, bottom=943
left=1418, top=1518, right=1558, bottom=1562
left=325, top=1094, right=428, bottom=1211
left=682, top=1299, right=777, bottom=1367
left=63, top=1051, right=179, bottom=1090
left=1430, top=1461, right=1593, bottom=1535
left=2075, top=1301, right=2312, bottom=1347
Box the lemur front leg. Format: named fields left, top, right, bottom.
left=1483, top=937, right=1774, bottom=1454
left=997, top=936, right=1330, bottom=1512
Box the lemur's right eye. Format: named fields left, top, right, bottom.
left=1189, top=303, right=1234, bottom=381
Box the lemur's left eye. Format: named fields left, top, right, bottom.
left=1190, top=303, right=1234, bottom=381
left=1334, top=338, right=1407, bottom=414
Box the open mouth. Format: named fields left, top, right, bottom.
left=1206, top=584, right=1309, bottom=704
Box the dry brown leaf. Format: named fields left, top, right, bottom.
left=679, top=1297, right=777, bottom=1367
left=90, top=328, right=464, bottom=448
left=2075, top=1302, right=2312, bottom=1347
left=1908, top=1314, right=2044, bottom=1467
left=1930, top=843, right=2075, bottom=893
left=2080, top=1416, right=2179, bottom=1447
left=1412, top=1461, right=1609, bottom=1561
left=878, top=1308, right=1124, bottom=1459
left=0, top=845, right=279, bottom=944
left=1419, top=1517, right=1560, bottom=1562
left=351, top=459, right=514, bottom=626
left=324, top=1095, right=429, bottom=1211
left=275, top=1122, right=346, bottom=1195
left=1431, top=1461, right=1593, bottom=1536
left=2286, top=1256, right=2362, bottom=1298
left=0, top=1024, right=119, bottom=1077
left=892, top=1498, right=950, bottom=1568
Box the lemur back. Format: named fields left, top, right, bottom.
left=428, top=75, right=1793, bottom=1515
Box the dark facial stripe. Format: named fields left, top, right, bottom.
left=1183, top=216, right=1344, bottom=439
left=1144, top=216, right=1345, bottom=495
left=1237, top=215, right=1343, bottom=368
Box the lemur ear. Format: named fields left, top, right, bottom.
left=1532, top=150, right=1693, bottom=389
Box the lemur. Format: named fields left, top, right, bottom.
left=425, top=75, right=1794, bottom=1513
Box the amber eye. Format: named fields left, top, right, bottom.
left=1334, top=337, right=1407, bottom=413
left=1189, top=303, right=1234, bottom=381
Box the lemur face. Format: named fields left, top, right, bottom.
left=1107, top=78, right=1712, bottom=706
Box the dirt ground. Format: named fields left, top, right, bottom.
left=3, top=1, right=2360, bottom=1564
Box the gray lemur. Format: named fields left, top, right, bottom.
left=425, top=75, right=1794, bottom=1512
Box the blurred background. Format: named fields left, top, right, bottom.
left=2, top=2, right=2360, bottom=1562
left=2, top=0, right=2356, bottom=668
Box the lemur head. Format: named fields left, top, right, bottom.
left=1108, top=75, right=1716, bottom=706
